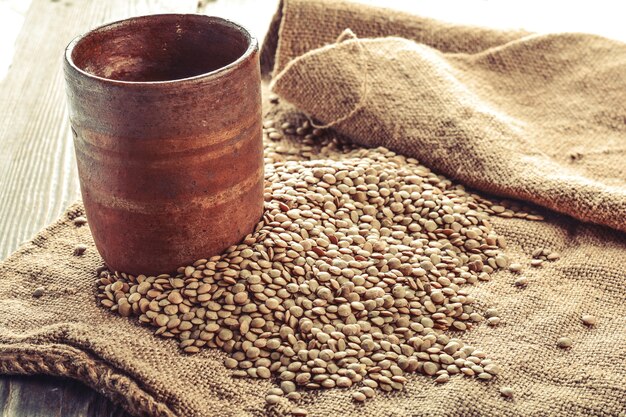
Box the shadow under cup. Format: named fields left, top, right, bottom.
left=64, top=14, right=264, bottom=275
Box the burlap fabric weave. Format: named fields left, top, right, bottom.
left=265, top=0, right=626, bottom=233
left=1, top=1, right=625, bottom=416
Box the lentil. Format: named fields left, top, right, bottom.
left=74, top=244, right=87, bottom=256
left=500, top=386, right=514, bottom=398
left=73, top=216, right=88, bottom=226
left=96, top=120, right=519, bottom=405
left=581, top=314, right=597, bottom=326
left=514, top=277, right=528, bottom=287
left=557, top=337, right=572, bottom=349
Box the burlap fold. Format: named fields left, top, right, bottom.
left=265, top=0, right=626, bottom=233
left=1, top=1, right=625, bottom=417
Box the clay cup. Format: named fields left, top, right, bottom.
left=64, top=14, right=263, bottom=275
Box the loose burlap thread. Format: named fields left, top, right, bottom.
left=1, top=1, right=625, bottom=416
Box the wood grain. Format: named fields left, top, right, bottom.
left=0, top=376, right=130, bottom=417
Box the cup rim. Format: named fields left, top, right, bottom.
left=64, top=13, right=258, bottom=86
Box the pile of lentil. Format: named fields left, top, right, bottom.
left=95, top=117, right=534, bottom=407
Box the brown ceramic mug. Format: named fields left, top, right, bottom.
left=64, top=14, right=263, bottom=275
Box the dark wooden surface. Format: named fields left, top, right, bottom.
left=0, top=376, right=129, bottom=417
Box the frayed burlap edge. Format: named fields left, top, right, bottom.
left=0, top=344, right=176, bottom=417
left=0, top=202, right=176, bottom=417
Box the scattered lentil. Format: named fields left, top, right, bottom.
left=286, top=392, right=301, bottom=401
left=581, top=314, right=597, bottom=326
left=73, top=216, right=87, bottom=226
left=514, top=277, right=528, bottom=287
left=546, top=252, right=560, bottom=261
left=281, top=381, right=297, bottom=394
left=487, top=317, right=501, bottom=326
left=532, top=248, right=560, bottom=263
left=96, top=119, right=522, bottom=406
left=74, top=244, right=87, bottom=256
left=352, top=391, right=367, bottom=402
left=434, top=374, right=450, bottom=383
left=359, top=386, right=375, bottom=398
left=500, top=386, right=514, bottom=398
left=557, top=337, right=572, bottom=349
left=265, top=395, right=282, bottom=405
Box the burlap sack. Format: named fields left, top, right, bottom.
left=1, top=1, right=625, bottom=417
left=266, top=0, right=626, bottom=233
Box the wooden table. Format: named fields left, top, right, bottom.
left=1, top=0, right=623, bottom=414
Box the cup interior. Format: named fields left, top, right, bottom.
left=69, top=15, right=251, bottom=82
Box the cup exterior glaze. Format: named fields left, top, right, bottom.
left=64, top=14, right=263, bottom=275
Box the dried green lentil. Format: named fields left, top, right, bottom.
left=557, top=337, right=572, bottom=349
left=73, top=216, right=87, bottom=226
left=96, top=120, right=518, bottom=406
left=74, top=244, right=87, bottom=256
left=582, top=314, right=597, bottom=326
left=500, top=386, right=514, bottom=398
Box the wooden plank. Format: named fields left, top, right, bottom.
left=0, top=375, right=62, bottom=417
left=0, top=375, right=131, bottom=417
left=0, top=0, right=32, bottom=81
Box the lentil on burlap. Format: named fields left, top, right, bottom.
left=93, top=117, right=543, bottom=407
left=2, top=1, right=625, bottom=416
